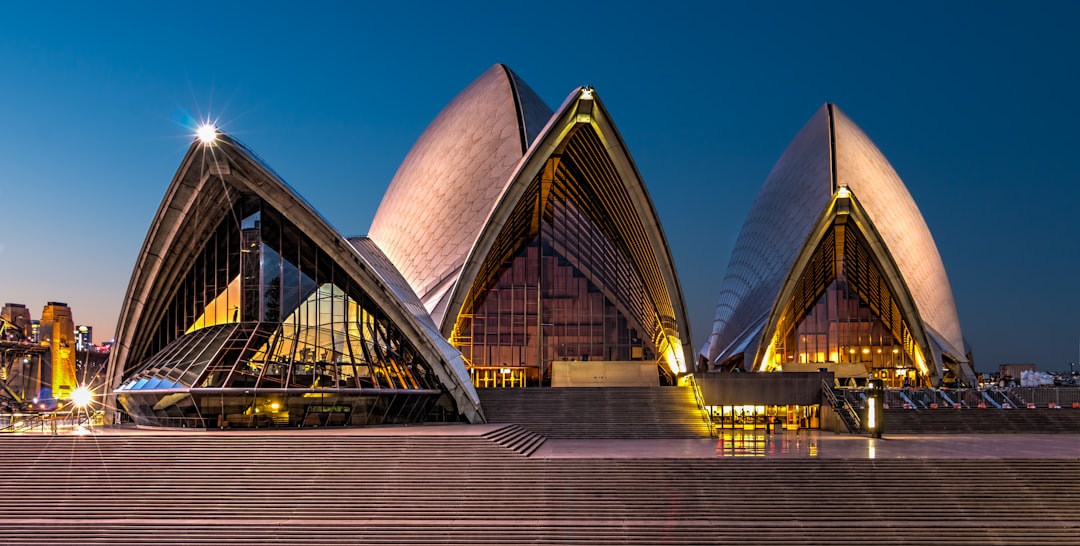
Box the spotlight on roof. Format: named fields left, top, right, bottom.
left=578, top=87, right=594, bottom=115
left=197, top=123, right=218, bottom=145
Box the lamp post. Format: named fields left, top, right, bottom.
left=866, top=379, right=884, bottom=438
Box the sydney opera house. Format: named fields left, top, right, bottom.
left=103, top=64, right=974, bottom=429
left=700, top=104, right=976, bottom=389
left=104, top=65, right=693, bottom=428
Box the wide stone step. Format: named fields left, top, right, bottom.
left=478, top=386, right=711, bottom=439
left=1, top=434, right=1077, bottom=544
left=481, top=424, right=547, bottom=456
left=883, top=408, right=1080, bottom=434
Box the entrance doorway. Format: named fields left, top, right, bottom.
left=708, top=404, right=820, bottom=431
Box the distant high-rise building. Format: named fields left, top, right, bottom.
left=31, top=320, right=40, bottom=343
left=39, top=302, right=77, bottom=398
left=76, top=325, right=93, bottom=351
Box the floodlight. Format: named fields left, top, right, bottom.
left=197, top=123, right=218, bottom=144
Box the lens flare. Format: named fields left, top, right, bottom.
left=71, top=386, right=94, bottom=408
left=197, top=123, right=218, bottom=144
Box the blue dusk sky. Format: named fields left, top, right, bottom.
left=1, top=2, right=1077, bottom=372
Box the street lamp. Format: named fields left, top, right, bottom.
left=866, top=379, right=884, bottom=438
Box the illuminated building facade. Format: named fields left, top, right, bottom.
left=75, top=325, right=92, bottom=351
left=39, top=302, right=77, bottom=399
left=105, top=132, right=482, bottom=428
left=702, top=104, right=976, bottom=388
left=370, top=65, right=692, bottom=387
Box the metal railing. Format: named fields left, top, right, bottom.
left=682, top=374, right=715, bottom=437
left=823, top=379, right=861, bottom=432
left=859, top=386, right=1080, bottom=409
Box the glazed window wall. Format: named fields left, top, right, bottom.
left=708, top=404, right=820, bottom=430
left=128, top=195, right=438, bottom=395
left=457, top=196, right=651, bottom=386
left=777, top=279, right=910, bottom=369
left=117, top=390, right=448, bottom=429
left=767, top=221, right=926, bottom=387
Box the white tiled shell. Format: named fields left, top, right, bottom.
left=704, top=106, right=833, bottom=363
left=705, top=104, right=966, bottom=366
left=831, top=107, right=964, bottom=355
left=368, top=65, right=551, bottom=325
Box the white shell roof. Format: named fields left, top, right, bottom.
left=440, top=86, right=694, bottom=368
left=704, top=104, right=966, bottom=365
left=368, top=64, right=551, bottom=326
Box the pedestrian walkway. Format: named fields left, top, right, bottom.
left=2, top=425, right=1077, bottom=545
left=532, top=428, right=1080, bottom=459
left=13, top=422, right=1079, bottom=460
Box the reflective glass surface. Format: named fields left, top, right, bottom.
left=118, top=195, right=450, bottom=427
left=768, top=222, right=923, bottom=387
left=452, top=126, right=680, bottom=385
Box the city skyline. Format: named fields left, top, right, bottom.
left=1, top=2, right=1078, bottom=371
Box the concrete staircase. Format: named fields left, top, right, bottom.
left=884, top=408, right=1080, bottom=434
left=478, top=386, right=711, bottom=439
left=0, top=433, right=1077, bottom=545
left=482, top=424, right=546, bottom=456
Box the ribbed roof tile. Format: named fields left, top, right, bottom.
left=369, top=65, right=551, bottom=325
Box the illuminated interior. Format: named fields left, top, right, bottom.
left=761, top=193, right=928, bottom=388
left=117, top=196, right=450, bottom=428
left=707, top=404, right=820, bottom=431
left=451, top=124, right=683, bottom=386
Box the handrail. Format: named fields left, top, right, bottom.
left=898, top=390, right=918, bottom=408
left=822, top=379, right=861, bottom=432
left=938, top=390, right=956, bottom=406
left=980, top=391, right=1002, bottom=409
left=998, top=390, right=1024, bottom=408
left=0, top=412, right=44, bottom=433
left=682, top=374, right=714, bottom=437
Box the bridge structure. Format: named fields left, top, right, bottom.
left=0, top=339, right=49, bottom=405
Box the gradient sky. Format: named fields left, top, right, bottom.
left=1, top=1, right=1077, bottom=372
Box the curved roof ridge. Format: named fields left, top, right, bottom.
left=704, top=104, right=833, bottom=364
left=368, top=65, right=553, bottom=314
left=444, top=86, right=694, bottom=371
left=829, top=105, right=965, bottom=353
left=704, top=104, right=969, bottom=379
left=500, top=64, right=553, bottom=152
left=107, top=133, right=484, bottom=423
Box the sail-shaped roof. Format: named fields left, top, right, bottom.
left=704, top=104, right=970, bottom=382
left=444, top=86, right=693, bottom=374
left=368, top=64, right=552, bottom=326
left=105, top=131, right=483, bottom=424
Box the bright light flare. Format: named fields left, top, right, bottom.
left=71, top=386, right=94, bottom=408
left=197, top=123, right=218, bottom=144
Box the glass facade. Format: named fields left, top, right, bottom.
left=451, top=126, right=680, bottom=386
left=708, top=404, right=820, bottom=431
left=117, top=196, right=454, bottom=428
left=766, top=221, right=925, bottom=388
